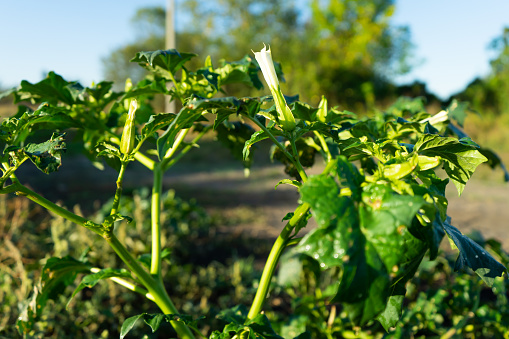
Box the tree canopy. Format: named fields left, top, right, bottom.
left=102, top=0, right=414, bottom=109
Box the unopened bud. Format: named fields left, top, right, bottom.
left=120, top=100, right=138, bottom=155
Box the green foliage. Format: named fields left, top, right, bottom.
left=1, top=43, right=508, bottom=339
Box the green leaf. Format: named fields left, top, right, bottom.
left=215, top=306, right=283, bottom=339
left=23, top=132, right=66, bottom=174
left=13, top=71, right=84, bottom=105
left=130, top=49, right=196, bottom=75
left=121, top=313, right=203, bottom=339
left=0, top=103, right=79, bottom=145
left=215, top=55, right=264, bottom=90
left=479, top=147, right=509, bottom=181
left=120, top=314, right=144, bottom=339
left=294, top=171, right=428, bottom=325
left=386, top=96, right=426, bottom=117
left=275, top=179, right=302, bottom=189
left=414, top=134, right=487, bottom=195
left=67, top=268, right=132, bottom=307
left=376, top=294, right=404, bottom=331
left=442, top=218, right=507, bottom=286
left=121, top=77, right=169, bottom=100
left=157, top=107, right=201, bottom=160
left=243, top=129, right=269, bottom=161
left=17, top=256, right=91, bottom=333
left=141, top=113, right=177, bottom=139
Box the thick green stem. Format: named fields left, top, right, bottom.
left=89, top=267, right=155, bottom=301
left=314, top=130, right=332, bottom=163
left=161, top=128, right=190, bottom=168
left=105, top=234, right=195, bottom=339
left=163, top=126, right=211, bottom=171
left=1, top=183, right=103, bottom=235
left=133, top=151, right=155, bottom=170
left=247, top=203, right=310, bottom=320
left=246, top=115, right=308, bottom=182
left=150, top=164, right=163, bottom=279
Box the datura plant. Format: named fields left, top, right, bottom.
left=1, top=45, right=507, bottom=338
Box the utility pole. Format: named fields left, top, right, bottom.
left=166, top=0, right=176, bottom=113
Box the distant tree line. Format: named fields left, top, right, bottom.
left=102, top=0, right=509, bottom=114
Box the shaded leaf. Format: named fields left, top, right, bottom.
left=442, top=218, right=507, bottom=286
left=17, top=256, right=91, bottom=333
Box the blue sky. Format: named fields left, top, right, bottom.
left=1, top=0, right=509, bottom=100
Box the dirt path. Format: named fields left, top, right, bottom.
left=16, top=152, right=509, bottom=250
left=163, top=164, right=509, bottom=250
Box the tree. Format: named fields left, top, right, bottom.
left=102, top=0, right=413, bottom=109
left=453, top=27, right=509, bottom=115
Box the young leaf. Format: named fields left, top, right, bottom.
left=414, top=134, right=487, bottom=195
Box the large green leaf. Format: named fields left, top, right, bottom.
left=414, top=134, right=487, bottom=195
left=17, top=256, right=92, bottom=333
left=294, top=169, right=428, bottom=325
left=0, top=103, right=79, bottom=145
left=14, top=71, right=84, bottom=105
left=442, top=218, right=507, bottom=286
left=215, top=55, right=263, bottom=90
left=156, top=106, right=202, bottom=160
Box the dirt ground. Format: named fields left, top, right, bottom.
left=162, top=163, right=509, bottom=250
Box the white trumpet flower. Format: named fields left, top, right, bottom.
left=253, top=45, right=296, bottom=131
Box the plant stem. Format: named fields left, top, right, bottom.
left=89, top=267, right=155, bottom=301
left=133, top=151, right=155, bottom=170
left=245, top=114, right=295, bottom=162
left=289, top=138, right=308, bottom=182
left=246, top=115, right=309, bottom=182
left=161, top=128, right=190, bottom=168
left=150, top=164, right=163, bottom=279
left=110, top=162, right=127, bottom=216
left=1, top=182, right=104, bottom=235
left=105, top=233, right=195, bottom=339
left=163, top=126, right=211, bottom=171
left=314, top=130, right=332, bottom=163
left=247, top=203, right=310, bottom=320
